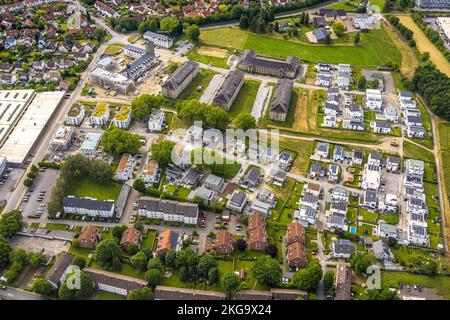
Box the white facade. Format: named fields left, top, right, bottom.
left=143, top=31, right=173, bottom=48
left=148, top=109, right=166, bottom=132
left=115, top=154, right=136, bottom=181
left=111, top=107, right=132, bottom=129
left=365, top=89, right=382, bottom=110
left=361, top=164, right=381, bottom=190
left=90, top=104, right=110, bottom=126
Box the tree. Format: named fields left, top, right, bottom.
left=250, top=256, right=282, bottom=287
left=58, top=270, right=94, bottom=300
left=424, top=260, right=438, bottom=276
left=112, top=225, right=128, bottom=240
left=0, top=238, right=11, bottom=269
left=93, top=27, right=107, bottom=42
left=239, top=15, right=249, bottom=29
left=147, top=258, right=162, bottom=271
left=94, top=239, right=123, bottom=271
left=350, top=253, right=376, bottom=274
left=160, top=17, right=179, bottom=35
left=364, top=287, right=399, bottom=300
left=178, top=99, right=230, bottom=130
left=133, top=179, right=146, bottom=193
left=197, top=255, right=218, bottom=278
left=24, top=178, right=33, bottom=187
left=354, top=32, right=360, bottom=44
left=0, top=210, right=22, bottom=239
left=221, top=272, right=240, bottom=297
left=101, top=126, right=142, bottom=155
left=127, top=244, right=138, bottom=256
left=234, top=113, right=256, bottom=131
left=32, top=279, right=53, bottom=296
left=357, top=75, right=367, bottom=89
left=323, top=271, right=335, bottom=295
left=28, top=252, right=46, bottom=268
left=131, top=251, right=148, bottom=272
left=208, top=267, right=219, bottom=284
left=292, top=261, right=323, bottom=293
left=421, top=52, right=430, bottom=62
left=128, top=287, right=154, bottom=300
left=235, top=239, right=247, bottom=251
left=332, top=22, right=346, bottom=37
left=131, top=94, right=162, bottom=120
left=151, top=140, right=176, bottom=168
left=72, top=256, right=86, bottom=269
left=186, top=24, right=200, bottom=43
left=145, top=269, right=162, bottom=288
left=265, top=244, right=278, bottom=258
left=164, top=250, right=177, bottom=268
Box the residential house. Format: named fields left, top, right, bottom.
left=46, top=253, right=74, bottom=289
left=212, top=70, right=244, bottom=111
left=180, top=167, right=201, bottom=189
left=372, top=121, right=392, bottom=134
left=365, top=89, right=382, bottom=110
left=328, top=164, right=340, bottom=182
left=332, top=239, right=356, bottom=259
left=277, top=151, right=293, bottom=170
left=309, top=162, right=326, bottom=179
left=115, top=153, right=136, bottom=181
left=376, top=222, right=397, bottom=239
left=335, top=264, right=352, bottom=300
left=294, top=206, right=317, bottom=226
left=120, top=227, right=142, bottom=251
left=63, top=197, right=115, bottom=218
left=111, top=106, right=132, bottom=129
left=161, top=61, right=199, bottom=99
left=85, top=267, right=147, bottom=296
left=188, top=187, right=215, bottom=205
left=372, top=240, right=394, bottom=261
left=386, top=156, right=400, bottom=173
left=156, top=229, right=182, bottom=255
left=77, top=225, right=101, bottom=249
left=143, top=31, right=174, bottom=48
left=269, top=79, right=294, bottom=122
left=361, top=164, right=381, bottom=190
left=268, top=169, right=287, bottom=186
left=333, top=145, right=345, bottom=162
left=227, top=190, right=248, bottom=213
left=238, top=49, right=298, bottom=79
left=142, top=158, right=159, bottom=184
left=332, top=187, right=349, bottom=203
left=240, top=167, right=263, bottom=189
left=303, top=182, right=322, bottom=197
left=204, top=174, right=224, bottom=192
left=137, top=197, right=199, bottom=225
left=384, top=107, right=399, bottom=123
left=362, top=190, right=378, bottom=210
left=248, top=213, right=267, bottom=251
left=147, top=108, right=166, bottom=132
left=316, top=143, right=329, bottom=158
left=90, top=103, right=110, bottom=126
left=215, top=230, right=234, bottom=254
left=352, top=149, right=364, bottom=165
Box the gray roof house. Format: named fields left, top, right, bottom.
left=240, top=167, right=263, bottom=189
left=227, top=190, right=249, bottom=212
left=269, top=79, right=294, bottom=122
left=181, top=167, right=201, bottom=188
left=238, top=49, right=298, bottom=79
left=203, top=173, right=224, bottom=192
left=332, top=239, right=356, bottom=259
left=161, top=61, right=199, bottom=99
left=212, top=70, right=244, bottom=111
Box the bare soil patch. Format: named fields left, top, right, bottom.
left=197, top=46, right=229, bottom=58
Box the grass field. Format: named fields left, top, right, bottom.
left=397, top=15, right=450, bottom=77
left=229, top=80, right=260, bottom=118
left=70, top=176, right=122, bottom=201
left=104, top=43, right=125, bottom=55
left=403, top=140, right=435, bottom=164
left=178, top=69, right=216, bottom=102
left=187, top=47, right=229, bottom=69
left=438, top=122, right=450, bottom=250
left=278, top=137, right=314, bottom=176
left=200, top=25, right=402, bottom=66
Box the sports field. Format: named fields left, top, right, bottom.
left=200, top=25, right=402, bottom=66
left=398, top=15, right=450, bottom=77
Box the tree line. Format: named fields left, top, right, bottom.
left=386, top=14, right=415, bottom=48
left=411, top=13, right=450, bottom=62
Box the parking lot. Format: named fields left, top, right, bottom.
left=0, top=167, right=24, bottom=204
left=9, top=235, right=70, bottom=256
left=19, top=168, right=59, bottom=218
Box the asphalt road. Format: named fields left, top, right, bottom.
left=0, top=286, right=46, bottom=300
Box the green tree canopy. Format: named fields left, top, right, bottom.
left=32, top=278, right=53, bottom=296
left=178, top=99, right=230, bottom=130
left=186, top=24, right=200, bottom=43
left=221, top=272, right=240, bottom=296
left=0, top=210, right=22, bottom=239
left=128, top=286, right=154, bottom=300
left=197, top=255, right=218, bottom=278
left=250, top=256, right=282, bottom=287
left=234, top=112, right=256, bottom=131
left=151, top=140, right=175, bottom=168
left=160, top=17, right=179, bottom=35
left=350, top=253, right=376, bottom=274
left=0, top=238, right=12, bottom=269
left=131, top=251, right=148, bottom=272
left=131, top=94, right=162, bottom=120
left=292, top=260, right=323, bottom=293
left=101, top=126, right=142, bottom=155
left=145, top=269, right=162, bottom=288
left=94, top=238, right=123, bottom=271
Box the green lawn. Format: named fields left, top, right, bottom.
left=187, top=47, right=229, bottom=69
left=70, top=176, right=122, bottom=201
left=45, top=223, right=71, bottom=231
left=178, top=69, right=216, bottom=102
left=104, top=43, right=124, bottom=55
left=403, top=141, right=435, bottom=164
left=201, top=25, right=401, bottom=66
left=141, top=230, right=156, bottom=251
left=390, top=245, right=438, bottom=267
left=229, top=80, right=260, bottom=118
left=95, top=291, right=126, bottom=300
left=358, top=208, right=379, bottom=224
left=438, top=122, right=450, bottom=208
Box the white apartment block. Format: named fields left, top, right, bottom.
left=365, top=89, right=383, bottom=110
left=65, top=104, right=85, bottom=126
left=115, top=153, right=136, bottom=181
left=111, top=106, right=132, bottom=129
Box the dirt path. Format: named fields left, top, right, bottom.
left=293, top=91, right=309, bottom=131
left=383, top=20, right=418, bottom=79
left=398, top=15, right=450, bottom=77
